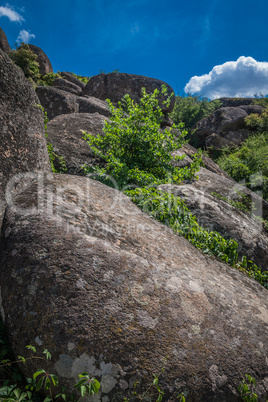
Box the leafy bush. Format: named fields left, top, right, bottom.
left=170, top=94, right=222, bottom=130
left=245, top=105, right=268, bottom=131
left=125, top=187, right=268, bottom=288
left=216, top=132, right=268, bottom=202
left=83, top=86, right=202, bottom=189
left=8, top=43, right=40, bottom=82
left=38, top=72, right=61, bottom=86
left=70, top=72, right=90, bottom=84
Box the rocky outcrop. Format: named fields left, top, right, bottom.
left=177, top=143, right=233, bottom=179
left=27, top=44, right=53, bottom=75
left=176, top=167, right=268, bottom=221
left=192, top=106, right=264, bottom=149
left=1, top=173, right=268, bottom=401
left=216, top=98, right=254, bottom=108
left=0, top=27, right=11, bottom=53
left=83, top=72, right=175, bottom=113
left=36, top=87, right=110, bottom=120
left=53, top=78, right=83, bottom=95
left=159, top=171, right=268, bottom=271
left=61, top=71, right=86, bottom=90
left=0, top=49, right=50, bottom=208
left=46, top=113, right=109, bottom=175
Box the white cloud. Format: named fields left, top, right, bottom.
left=185, top=56, right=268, bottom=99
left=0, top=4, right=24, bottom=23
left=16, top=29, right=35, bottom=44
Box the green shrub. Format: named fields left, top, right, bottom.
left=83, top=86, right=202, bottom=189
left=70, top=72, right=90, bottom=84
left=217, top=132, right=268, bottom=201
left=8, top=43, right=40, bottom=82
left=37, top=72, right=61, bottom=86
left=170, top=94, right=222, bottom=130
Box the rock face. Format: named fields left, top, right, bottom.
left=0, top=49, right=50, bottom=207
left=0, top=27, right=11, bottom=53
left=53, top=78, right=83, bottom=96
left=159, top=170, right=268, bottom=271
left=192, top=106, right=263, bottom=149
left=179, top=143, right=233, bottom=179
left=83, top=72, right=175, bottom=113
left=1, top=173, right=268, bottom=401
left=216, top=98, right=254, bottom=108
left=36, top=87, right=110, bottom=120
left=61, top=71, right=86, bottom=90
left=46, top=113, right=109, bottom=175
left=28, top=44, right=53, bottom=75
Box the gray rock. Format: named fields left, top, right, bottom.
left=180, top=143, right=233, bottom=179
left=83, top=72, right=175, bottom=113
left=0, top=50, right=50, bottom=208
left=36, top=87, right=110, bottom=120
left=159, top=174, right=268, bottom=271
left=61, top=71, right=87, bottom=90
left=193, top=107, right=249, bottom=148
left=216, top=98, right=254, bottom=108
left=0, top=27, right=11, bottom=53
left=46, top=113, right=109, bottom=175
left=53, top=78, right=83, bottom=95
left=28, top=44, right=53, bottom=76
left=1, top=173, right=268, bottom=401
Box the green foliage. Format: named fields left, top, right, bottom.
left=8, top=43, right=40, bottom=82
left=238, top=374, right=258, bottom=402
left=170, top=94, right=222, bottom=130
left=37, top=105, right=67, bottom=173
left=70, top=72, right=90, bottom=84
left=125, top=187, right=268, bottom=288
left=83, top=86, right=202, bottom=189
left=74, top=373, right=100, bottom=397
left=216, top=132, right=268, bottom=202
left=245, top=105, right=268, bottom=131
left=38, top=72, right=61, bottom=86
left=211, top=191, right=255, bottom=215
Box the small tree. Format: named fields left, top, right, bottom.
left=8, top=43, right=40, bottom=82
left=83, top=86, right=202, bottom=190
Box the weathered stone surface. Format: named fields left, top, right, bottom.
left=83, top=72, right=175, bottom=113
left=36, top=87, right=110, bottom=120
left=61, top=71, right=86, bottom=90
left=180, top=143, right=233, bottom=179
left=0, top=27, right=11, bottom=53
left=159, top=178, right=268, bottom=271
left=47, top=113, right=109, bottom=175
left=78, top=95, right=110, bottom=116
left=216, top=98, right=254, bottom=108
left=193, top=107, right=249, bottom=148
left=1, top=173, right=268, bottom=401
left=53, top=78, right=83, bottom=95
left=180, top=167, right=268, bottom=221
left=28, top=44, right=53, bottom=75
left=0, top=50, right=50, bottom=207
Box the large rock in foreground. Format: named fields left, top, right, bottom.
left=1, top=173, right=268, bottom=401
left=0, top=50, right=50, bottom=205
left=47, top=113, right=109, bottom=175
left=83, top=72, right=175, bottom=113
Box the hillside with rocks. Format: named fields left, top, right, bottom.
left=0, top=29, right=268, bottom=402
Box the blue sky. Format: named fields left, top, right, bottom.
left=1, top=0, right=268, bottom=98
